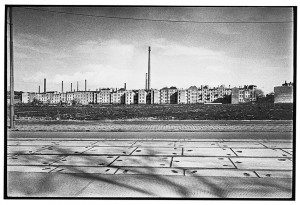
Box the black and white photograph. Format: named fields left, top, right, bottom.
left=4, top=3, right=296, bottom=199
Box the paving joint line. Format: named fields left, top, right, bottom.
left=113, top=168, right=120, bottom=175
left=107, top=156, right=120, bottom=167
left=253, top=170, right=261, bottom=178
left=280, top=149, right=293, bottom=156
left=258, top=142, right=270, bottom=148
left=170, top=156, right=174, bottom=167
left=80, top=146, right=95, bottom=154
left=74, top=179, right=95, bottom=196
left=128, top=147, right=139, bottom=155
left=130, top=140, right=138, bottom=147
left=229, top=148, right=238, bottom=156
left=227, top=157, right=238, bottom=169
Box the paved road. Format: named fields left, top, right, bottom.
left=6, top=131, right=293, bottom=198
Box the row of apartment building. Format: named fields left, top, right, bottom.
left=20, top=85, right=257, bottom=105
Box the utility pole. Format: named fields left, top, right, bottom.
left=9, top=7, right=14, bottom=129
left=147, top=46, right=151, bottom=90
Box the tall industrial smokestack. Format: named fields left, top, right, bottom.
left=71, top=83, right=72, bottom=92
left=124, top=83, right=126, bottom=90
left=145, top=73, right=148, bottom=90
left=85, top=79, right=87, bottom=91
left=38, top=86, right=40, bottom=93
left=44, top=78, right=46, bottom=93
left=147, top=46, right=151, bottom=90
left=62, top=81, right=64, bottom=93
left=77, top=81, right=79, bottom=91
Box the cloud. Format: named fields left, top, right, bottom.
left=52, top=64, right=132, bottom=89
left=75, top=39, right=135, bottom=69
left=151, top=38, right=225, bottom=59
left=22, top=71, right=47, bottom=83
left=14, top=33, right=70, bottom=59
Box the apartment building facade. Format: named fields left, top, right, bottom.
left=20, top=84, right=257, bottom=105
left=125, top=90, right=136, bottom=104
left=177, top=89, right=187, bottom=104
left=95, top=89, right=111, bottom=104
left=231, top=85, right=257, bottom=104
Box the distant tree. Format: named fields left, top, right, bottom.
left=265, top=93, right=274, bottom=103
left=256, top=92, right=274, bottom=103
left=213, top=95, right=231, bottom=104
left=71, top=99, right=79, bottom=106
left=31, top=98, right=42, bottom=106
left=255, top=89, right=265, bottom=98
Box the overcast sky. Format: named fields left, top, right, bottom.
left=8, top=7, right=294, bottom=93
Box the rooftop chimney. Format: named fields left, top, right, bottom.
left=147, top=46, right=151, bottom=90
left=44, top=78, right=46, bottom=93
left=124, top=83, right=127, bottom=90
left=85, top=79, right=87, bottom=91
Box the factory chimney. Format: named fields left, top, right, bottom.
left=38, top=86, right=40, bottom=93
left=145, top=73, right=148, bottom=90
left=124, top=83, right=126, bottom=90
left=71, top=83, right=72, bottom=92
left=85, top=79, right=87, bottom=91
left=62, top=81, right=64, bottom=93
left=147, top=46, right=151, bottom=90
left=44, top=78, right=46, bottom=93
left=77, top=81, right=79, bottom=91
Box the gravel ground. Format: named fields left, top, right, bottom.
left=10, top=120, right=293, bottom=132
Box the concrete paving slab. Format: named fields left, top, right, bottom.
left=218, top=142, right=265, bottom=148
left=7, top=141, right=21, bottom=146
left=7, top=155, right=66, bottom=166
left=172, top=157, right=235, bottom=168
left=82, top=147, right=136, bottom=155
left=131, top=147, right=182, bottom=156
left=93, top=141, right=136, bottom=147
left=183, top=148, right=236, bottom=157
left=7, top=172, right=93, bottom=197
left=54, top=141, right=98, bottom=147
left=7, top=165, right=57, bottom=173
left=177, top=139, right=221, bottom=142
left=134, top=141, right=175, bottom=147
left=255, top=170, right=292, bottom=178
left=231, top=158, right=292, bottom=170
left=185, top=169, right=257, bottom=178
left=51, top=166, right=118, bottom=174
left=7, top=145, right=48, bottom=154
left=222, top=139, right=265, bottom=142
left=175, top=142, right=219, bottom=148
left=151, top=138, right=176, bottom=141
left=7, top=140, right=56, bottom=146
left=110, top=156, right=172, bottom=167
left=75, top=175, right=292, bottom=198
left=232, top=148, right=291, bottom=157
left=14, top=141, right=60, bottom=146
left=52, top=155, right=118, bottom=166
left=262, top=139, right=292, bottom=142
left=35, top=146, right=92, bottom=155
left=115, top=167, right=184, bottom=176
left=260, top=142, right=293, bottom=149
left=282, top=149, right=293, bottom=155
